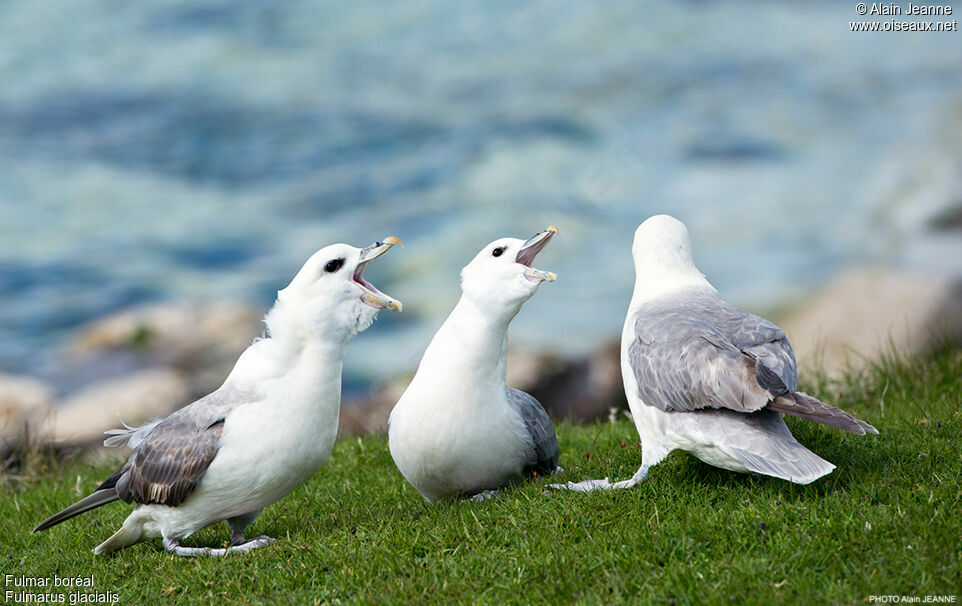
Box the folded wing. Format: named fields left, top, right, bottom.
left=629, top=287, right=794, bottom=413
left=506, top=388, right=559, bottom=476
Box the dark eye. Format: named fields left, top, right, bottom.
left=324, top=258, right=345, bottom=273
left=492, top=247, right=505, bottom=257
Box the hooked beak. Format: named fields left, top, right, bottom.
left=516, top=225, right=558, bottom=283
left=354, top=236, right=403, bottom=312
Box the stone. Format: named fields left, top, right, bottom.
left=781, top=268, right=962, bottom=375
left=0, top=373, right=54, bottom=440
left=40, top=368, right=189, bottom=445
left=512, top=342, right=626, bottom=421
left=67, top=302, right=261, bottom=394
left=339, top=378, right=409, bottom=437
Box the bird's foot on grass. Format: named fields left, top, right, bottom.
left=551, top=467, right=649, bottom=492
left=550, top=477, right=621, bottom=492
left=163, top=536, right=276, bottom=557
left=468, top=490, right=499, bottom=502
left=227, top=536, right=276, bottom=553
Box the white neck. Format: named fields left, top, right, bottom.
left=415, top=295, right=510, bottom=395
left=227, top=299, right=351, bottom=388
left=267, top=298, right=353, bottom=355
left=629, top=266, right=713, bottom=309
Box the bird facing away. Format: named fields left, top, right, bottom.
left=34, top=237, right=403, bottom=556
left=554, top=215, right=876, bottom=492
left=388, top=226, right=561, bottom=503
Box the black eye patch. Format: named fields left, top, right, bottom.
left=492, top=247, right=506, bottom=257
left=324, top=258, right=345, bottom=273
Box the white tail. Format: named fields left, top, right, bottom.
left=93, top=519, right=143, bottom=554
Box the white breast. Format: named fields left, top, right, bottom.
left=389, top=383, right=527, bottom=502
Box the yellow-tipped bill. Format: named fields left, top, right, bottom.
left=355, top=237, right=403, bottom=311
left=517, top=226, right=559, bottom=283
left=362, top=292, right=402, bottom=312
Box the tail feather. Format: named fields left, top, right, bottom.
left=724, top=409, right=836, bottom=484
left=731, top=443, right=835, bottom=484
left=103, top=418, right=163, bottom=448
left=33, top=488, right=119, bottom=533
left=93, top=522, right=143, bottom=555
left=770, top=391, right=878, bottom=435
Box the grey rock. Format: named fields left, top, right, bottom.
left=66, top=302, right=261, bottom=395
left=339, top=377, right=409, bottom=437
left=508, top=343, right=626, bottom=421
left=39, top=369, right=189, bottom=445
left=781, top=268, right=962, bottom=375
left=0, top=373, right=54, bottom=441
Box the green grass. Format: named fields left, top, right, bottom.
left=2, top=343, right=960, bottom=605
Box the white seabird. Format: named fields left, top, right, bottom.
left=388, top=226, right=561, bottom=503
left=555, top=215, right=876, bottom=491
left=34, top=237, right=403, bottom=556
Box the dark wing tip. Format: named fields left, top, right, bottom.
left=33, top=518, right=59, bottom=533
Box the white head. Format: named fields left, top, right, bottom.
left=630, top=215, right=709, bottom=301
left=268, top=237, right=403, bottom=345
left=459, top=226, right=559, bottom=323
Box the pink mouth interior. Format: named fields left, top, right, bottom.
left=353, top=261, right=393, bottom=304
left=515, top=234, right=553, bottom=268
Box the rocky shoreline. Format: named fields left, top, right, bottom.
left=2, top=260, right=960, bottom=456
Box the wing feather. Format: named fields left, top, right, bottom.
left=506, top=388, right=560, bottom=476
left=629, top=287, right=798, bottom=413
left=112, top=386, right=259, bottom=507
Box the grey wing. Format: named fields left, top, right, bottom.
left=113, top=385, right=259, bottom=507
left=506, top=388, right=559, bottom=476
left=629, top=288, right=794, bottom=414
left=730, top=311, right=798, bottom=393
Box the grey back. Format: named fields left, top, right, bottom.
left=629, top=287, right=798, bottom=414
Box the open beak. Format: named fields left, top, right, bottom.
left=516, top=225, right=558, bottom=283
left=354, top=236, right=403, bottom=312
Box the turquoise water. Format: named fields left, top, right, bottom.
left=1, top=1, right=961, bottom=388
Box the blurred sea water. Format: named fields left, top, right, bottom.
left=1, top=1, right=961, bottom=390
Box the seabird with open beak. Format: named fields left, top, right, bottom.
left=34, top=237, right=403, bottom=555
left=388, top=227, right=561, bottom=502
